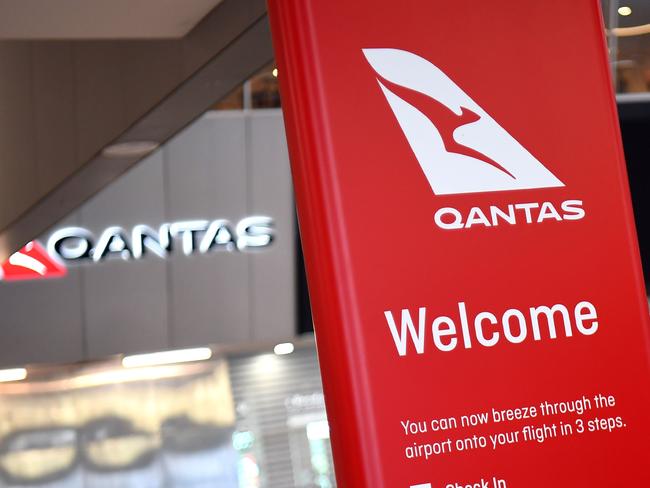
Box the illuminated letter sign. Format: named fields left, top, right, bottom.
left=1, top=217, right=275, bottom=281
left=268, top=1, right=650, bottom=487
left=46, top=216, right=274, bottom=263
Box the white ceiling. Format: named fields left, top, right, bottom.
left=0, top=0, right=223, bottom=39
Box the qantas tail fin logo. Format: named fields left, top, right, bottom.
left=363, top=48, right=564, bottom=195
left=0, top=241, right=67, bottom=282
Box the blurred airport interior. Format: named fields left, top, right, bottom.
left=0, top=341, right=333, bottom=488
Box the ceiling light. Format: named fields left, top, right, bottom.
left=273, top=342, right=294, bottom=355
left=102, top=141, right=160, bottom=159
left=272, top=68, right=278, bottom=77
left=122, top=347, right=212, bottom=368
left=618, top=6, right=632, bottom=16
left=0, top=368, right=27, bottom=383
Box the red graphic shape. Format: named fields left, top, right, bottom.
left=0, top=241, right=67, bottom=282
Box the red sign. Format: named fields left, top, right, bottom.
left=0, top=241, right=67, bottom=282
left=268, top=0, right=650, bottom=486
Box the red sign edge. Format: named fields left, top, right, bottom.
left=267, top=1, right=384, bottom=486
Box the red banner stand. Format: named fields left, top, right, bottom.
left=268, top=1, right=650, bottom=486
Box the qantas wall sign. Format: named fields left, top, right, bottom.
left=48, top=216, right=274, bottom=262
left=0, top=216, right=275, bottom=282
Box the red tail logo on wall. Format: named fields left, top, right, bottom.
left=0, top=241, right=67, bottom=282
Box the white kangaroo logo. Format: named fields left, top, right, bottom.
left=363, top=48, right=564, bottom=195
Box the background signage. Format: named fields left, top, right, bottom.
left=48, top=216, right=274, bottom=263
left=0, top=216, right=274, bottom=282
left=269, top=0, right=650, bottom=486
left=0, top=111, right=296, bottom=368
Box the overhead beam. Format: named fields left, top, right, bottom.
left=0, top=0, right=273, bottom=260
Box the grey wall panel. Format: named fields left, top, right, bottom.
left=167, top=252, right=251, bottom=346
left=0, top=43, right=37, bottom=228
left=166, top=114, right=247, bottom=217
left=0, top=214, right=83, bottom=367
left=33, top=43, right=78, bottom=194
left=80, top=151, right=169, bottom=358
left=166, top=114, right=251, bottom=346
left=73, top=43, right=128, bottom=166
left=81, top=258, right=169, bottom=358
left=248, top=111, right=295, bottom=342
left=122, top=41, right=184, bottom=123
left=0, top=271, right=85, bottom=367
